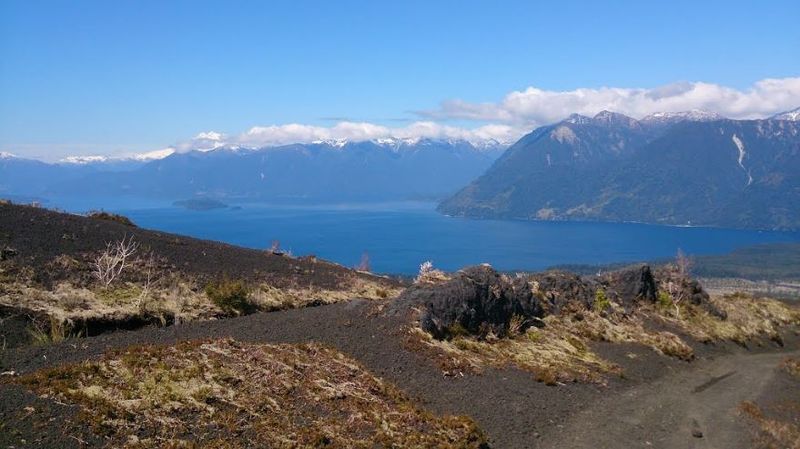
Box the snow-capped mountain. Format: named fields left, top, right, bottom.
left=59, top=148, right=176, bottom=165
left=129, top=148, right=176, bottom=161
left=0, top=152, right=17, bottom=159
left=592, top=110, right=642, bottom=128
left=640, top=109, right=724, bottom=124
left=59, top=155, right=113, bottom=164
left=24, top=139, right=506, bottom=203
left=771, top=107, right=800, bottom=121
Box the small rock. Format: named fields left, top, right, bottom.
left=0, top=246, right=18, bottom=261
left=691, top=419, right=704, bottom=438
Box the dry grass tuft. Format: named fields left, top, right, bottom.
left=410, top=312, right=693, bottom=385
left=739, top=400, right=800, bottom=449
left=1, top=252, right=403, bottom=345
left=407, top=287, right=797, bottom=385
left=654, top=293, right=800, bottom=345
left=781, top=358, right=800, bottom=379
left=249, top=277, right=403, bottom=311
left=13, top=338, right=487, bottom=448
left=407, top=306, right=696, bottom=385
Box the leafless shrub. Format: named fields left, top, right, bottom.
left=93, top=236, right=138, bottom=287
left=507, top=314, right=527, bottom=337
left=135, top=253, right=159, bottom=311
left=415, top=260, right=449, bottom=284
left=675, top=248, right=693, bottom=277
left=662, top=249, right=694, bottom=318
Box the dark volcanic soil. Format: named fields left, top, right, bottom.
left=3, top=202, right=800, bottom=448
left=0, top=202, right=398, bottom=289
left=2, top=299, right=797, bottom=449
left=1, top=301, right=601, bottom=449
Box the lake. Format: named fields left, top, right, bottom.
left=47, top=198, right=800, bottom=275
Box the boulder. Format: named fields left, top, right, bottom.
left=604, top=264, right=658, bottom=308
left=528, top=271, right=597, bottom=312
left=1, top=247, right=18, bottom=261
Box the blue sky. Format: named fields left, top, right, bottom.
left=1, top=0, right=799, bottom=159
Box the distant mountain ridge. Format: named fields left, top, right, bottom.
left=1, top=138, right=505, bottom=203
left=439, top=109, right=800, bottom=230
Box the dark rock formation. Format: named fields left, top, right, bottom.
left=400, top=265, right=545, bottom=340
left=528, top=271, right=598, bottom=312
left=409, top=263, right=726, bottom=341
left=603, top=264, right=658, bottom=308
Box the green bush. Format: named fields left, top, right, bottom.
left=657, top=290, right=674, bottom=309
left=205, top=278, right=255, bottom=316
left=593, top=289, right=611, bottom=312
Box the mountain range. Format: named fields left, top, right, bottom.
left=4, top=107, right=799, bottom=230
left=439, top=107, right=800, bottom=230
left=0, top=139, right=504, bottom=203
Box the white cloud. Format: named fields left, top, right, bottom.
left=173, top=131, right=228, bottom=152
left=420, top=77, right=800, bottom=127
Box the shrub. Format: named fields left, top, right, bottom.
left=415, top=260, right=448, bottom=284
left=27, top=316, right=79, bottom=345
left=657, top=290, right=674, bottom=309
left=445, top=322, right=469, bottom=339
left=535, top=368, right=559, bottom=386
left=205, top=278, right=255, bottom=316
left=593, top=289, right=611, bottom=312
left=93, top=236, right=138, bottom=287
left=508, top=314, right=527, bottom=337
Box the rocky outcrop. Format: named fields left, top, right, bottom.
left=602, top=264, right=658, bottom=312
left=400, top=265, right=545, bottom=339
left=655, top=267, right=726, bottom=319
left=410, top=264, right=724, bottom=340
left=528, top=271, right=598, bottom=312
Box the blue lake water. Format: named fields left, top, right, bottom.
left=47, top=198, right=800, bottom=275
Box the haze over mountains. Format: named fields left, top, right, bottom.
left=440, top=107, right=800, bottom=231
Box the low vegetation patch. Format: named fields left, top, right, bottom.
left=739, top=400, right=800, bottom=449
left=204, top=278, right=255, bottom=316
left=87, top=211, right=137, bottom=227
left=654, top=293, right=800, bottom=345
left=12, top=339, right=487, bottom=448
left=0, top=243, right=402, bottom=346
left=781, top=357, right=800, bottom=379
left=408, top=308, right=692, bottom=385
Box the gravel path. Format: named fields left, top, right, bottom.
left=542, top=348, right=799, bottom=449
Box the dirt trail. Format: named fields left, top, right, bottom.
left=542, top=349, right=799, bottom=449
